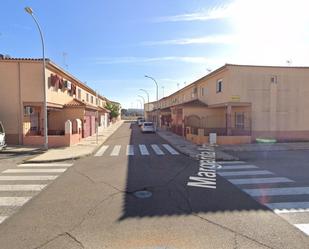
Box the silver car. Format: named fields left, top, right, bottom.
left=0, top=121, right=6, bottom=150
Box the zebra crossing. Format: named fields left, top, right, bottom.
left=217, top=160, right=309, bottom=236
left=94, top=144, right=180, bottom=157
left=0, top=162, right=72, bottom=225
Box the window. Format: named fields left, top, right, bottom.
left=86, top=93, right=89, bottom=102
left=24, top=106, right=34, bottom=116
left=235, top=112, right=245, bottom=129
left=271, top=75, right=277, bottom=84
left=96, top=98, right=98, bottom=105
left=200, top=87, right=205, bottom=96
left=78, top=89, right=81, bottom=99
left=91, top=96, right=94, bottom=104
left=216, top=79, right=223, bottom=93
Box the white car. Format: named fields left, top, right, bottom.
left=141, top=122, right=156, bottom=133
left=0, top=122, right=6, bottom=151
left=137, top=119, right=145, bottom=126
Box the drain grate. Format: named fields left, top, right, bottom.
left=134, top=190, right=152, bottom=199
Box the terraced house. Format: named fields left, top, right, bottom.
left=146, top=64, right=309, bottom=144
left=0, top=56, right=115, bottom=147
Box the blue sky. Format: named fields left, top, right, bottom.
left=1, top=0, right=309, bottom=108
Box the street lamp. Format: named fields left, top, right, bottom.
left=136, top=99, right=143, bottom=110
left=25, top=7, right=48, bottom=150
left=144, top=75, right=159, bottom=128
left=137, top=95, right=145, bottom=105
left=139, top=89, right=149, bottom=121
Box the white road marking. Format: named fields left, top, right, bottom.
left=126, top=145, right=134, bottom=156
left=94, top=145, right=109, bottom=157
left=18, top=163, right=73, bottom=167
left=0, top=185, right=47, bottom=191
left=266, top=202, right=309, bottom=213
left=219, top=165, right=258, bottom=170
left=151, top=144, right=164, bottom=155
left=162, top=144, right=179, bottom=155
left=0, top=216, right=8, bottom=224
left=216, top=161, right=245, bottom=164
left=110, top=145, right=121, bottom=156
left=0, top=175, right=58, bottom=181
left=244, top=187, right=309, bottom=197
left=139, top=144, right=149, bottom=155
left=0, top=197, right=32, bottom=206
left=228, top=177, right=294, bottom=185
left=218, top=170, right=273, bottom=177
left=3, top=168, right=67, bottom=173
left=294, top=224, right=309, bottom=235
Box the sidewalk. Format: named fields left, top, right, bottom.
left=219, top=142, right=309, bottom=152
left=1, top=146, right=42, bottom=155
left=157, top=129, right=238, bottom=161
left=26, top=120, right=124, bottom=163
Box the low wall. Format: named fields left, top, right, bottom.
left=186, top=134, right=251, bottom=145
left=252, top=131, right=309, bottom=142
left=23, top=133, right=82, bottom=148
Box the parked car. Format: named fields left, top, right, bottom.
left=141, top=122, right=156, bottom=133
left=137, top=119, right=145, bottom=126
left=0, top=121, right=6, bottom=151
left=136, top=117, right=144, bottom=125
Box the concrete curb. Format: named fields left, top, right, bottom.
left=24, top=121, right=125, bottom=163
left=156, top=131, right=238, bottom=161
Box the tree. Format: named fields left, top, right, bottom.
left=105, top=102, right=120, bottom=120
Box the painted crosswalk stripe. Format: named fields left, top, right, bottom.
left=218, top=170, right=273, bottom=177
left=0, top=185, right=47, bottom=191
left=265, top=202, right=309, bottom=213
left=139, top=144, right=149, bottom=155
left=151, top=144, right=164, bottom=155
left=228, top=177, right=294, bottom=185
left=3, top=168, right=67, bottom=173
left=94, top=145, right=109, bottom=157
left=0, top=216, right=8, bottom=224
left=126, top=145, right=134, bottom=156
left=294, top=224, right=309, bottom=235
left=0, top=175, right=58, bottom=181
left=162, top=144, right=179, bottom=155
left=244, top=187, right=309, bottom=197
left=216, top=161, right=245, bottom=164
left=219, top=165, right=258, bottom=170
left=18, top=163, right=73, bottom=167
left=110, top=145, right=121, bottom=156
left=0, top=197, right=32, bottom=206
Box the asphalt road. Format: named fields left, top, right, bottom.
left=0, top=122, right=308, bottom=249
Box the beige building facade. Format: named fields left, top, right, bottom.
left=146, top=64, right=309, bottom=144
left=0, top=57, right=113, bottom=147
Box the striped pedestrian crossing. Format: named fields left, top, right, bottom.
left=0, top=197, right=32, bottom=206
left=218, top=170, right=273, bottom=177
left=151, top=144, right=164, bottom=155
left=94, top=144, right=180, bottom=157
left=228, top=177, right=294, bottom=185
left=139, top=144, right=149, bottom=155
left=18, top=163, right=72, bottom=167
left=217, top=160, right=309, bottom=236
left=0, top=162, right=72, bottom=224
left=94, top=145, right=109, bottom=157
left=0, top=185, right=47, bottom=191
left=3, top=168, right=67, bottom=173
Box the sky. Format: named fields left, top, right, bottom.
left=1, top=0, right=309, bottom=108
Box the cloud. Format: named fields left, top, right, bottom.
left=93, top=56, right=224, bottom=65
left=142, top=35, right=236, bottom=46
left=154, top=5, right=231, bottom=22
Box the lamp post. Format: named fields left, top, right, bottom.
left=136, top=99, right=143, bottom=110
left=144, top=75, right=159, bottom=129
left=137, top=95, right=145, bottom=105
left=25, top=7, right=48, bottom=150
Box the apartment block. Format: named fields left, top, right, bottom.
left=146, top=64, right=309, bottom=144
left=0, top=57, right=116, bottom=147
